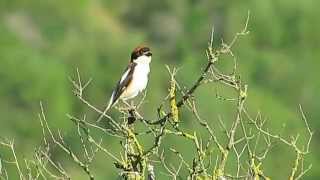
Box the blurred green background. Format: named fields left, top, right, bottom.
left=0, top=0, right=319, bottom=179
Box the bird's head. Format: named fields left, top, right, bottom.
left=130, top=46, right=152, bottom=64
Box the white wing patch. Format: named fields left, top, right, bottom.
left=106, top=91, right=115, bottom=110
left=106, top=67, right=131, bottom=110
left=120, top=68, right=130, bottom=83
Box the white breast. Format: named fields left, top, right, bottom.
left=132, top=63, right=150, bottom=91
left=121, top=55, right=151, bottom=100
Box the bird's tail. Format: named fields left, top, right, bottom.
left=96, top=97, right=114, bottom=122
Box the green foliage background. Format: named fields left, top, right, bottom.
left=0, top=0, right=319, bottom=179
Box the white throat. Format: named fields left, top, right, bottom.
left=133, top=55, right=151, bottom=64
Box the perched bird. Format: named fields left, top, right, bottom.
left=97, top=46, right=152, bottom=121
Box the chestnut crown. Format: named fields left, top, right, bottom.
left=131, top=46, right=152, bottom=61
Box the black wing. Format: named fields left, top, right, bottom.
left=106, top=62, right=136, bottom=109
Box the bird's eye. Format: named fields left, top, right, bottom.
left=144, top=52, right=152, bottom=56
